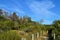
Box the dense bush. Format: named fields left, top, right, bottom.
left=0, top=30, right=21, bottom=40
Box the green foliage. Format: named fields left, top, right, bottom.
left=0, top=9, right=60, bottom=40
left=53, top=20, right=60, bottom=35
left=0, top=30, right=21, bottom=40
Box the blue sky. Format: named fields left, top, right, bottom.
left=0, top=0, right=60, bottom=24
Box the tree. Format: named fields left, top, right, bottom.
left=9, top=12, right=20, bottom=30
left=10, top=12, right=19, bottom=21
left=52, top=20, right=60, bottom=39
left=53, top=20, right=60, bottom=28
left=0, top=9, right=3, bottom=16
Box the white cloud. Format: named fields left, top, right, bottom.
left=28, top=0, right=57, bottom=19
left=14, top=8, right=26, bottom=16
left=0, top=4, right=25, bottom=16
left=42, top=19, right=52, bottom=24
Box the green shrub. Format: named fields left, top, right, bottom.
left=0, top=30, right=21, bottom=40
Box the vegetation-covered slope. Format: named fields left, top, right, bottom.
left=0, top=9, right=60, bottom=40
